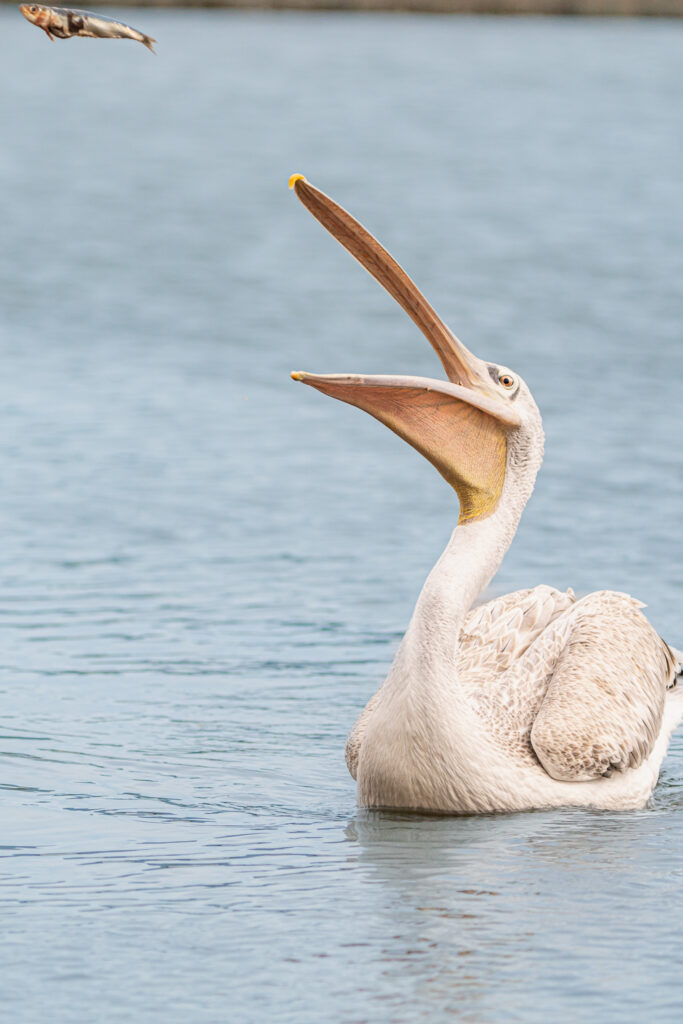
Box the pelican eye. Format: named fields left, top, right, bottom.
left=498, top=373, right=516, bottom=389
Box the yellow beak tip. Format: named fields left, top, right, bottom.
left=290, top=371, right=305, bottom=381
left=288, top=173, right=307, bottom=190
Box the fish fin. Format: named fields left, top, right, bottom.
left=142, top=35, right=156, bottom=53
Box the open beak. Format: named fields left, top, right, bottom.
left=289, top=175, right=520, bottom=523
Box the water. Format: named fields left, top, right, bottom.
left=1, top=8, right=682, bottom=1021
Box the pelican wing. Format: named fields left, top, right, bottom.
left=460, top=585, right=576, bottom=677
left=529, top=592, right=676, bottom=781
left=470, top=589, right=678, bottom=780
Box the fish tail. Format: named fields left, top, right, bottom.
left=141, top=34, right=156, bottom=53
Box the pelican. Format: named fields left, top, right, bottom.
left=288, top=174, right=683, bottom=814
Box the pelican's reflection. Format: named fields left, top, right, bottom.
left=342, top=805, right=668, bottom=1017
left=344, top=811, right=532, bottom=1018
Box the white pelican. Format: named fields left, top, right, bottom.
left=289, top=174, right=683, bottom=814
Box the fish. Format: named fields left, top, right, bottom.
left=18, top=4, right=156, bottom=52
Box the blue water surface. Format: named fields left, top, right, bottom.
left=1, top=9, right=682, bottom=1021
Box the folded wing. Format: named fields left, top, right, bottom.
left=530, top=591, right=676, bottom=781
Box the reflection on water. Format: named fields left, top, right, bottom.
left=0, top=8, right=682, bottom=1022
left=346, top=806, right=683, bottom=1020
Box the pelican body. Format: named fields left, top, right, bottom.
left=289, top=174, right=683, bottom=814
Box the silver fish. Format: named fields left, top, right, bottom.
left=19, top=4, right=156, bottom=52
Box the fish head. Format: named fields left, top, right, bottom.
left=19, top=3, right=53, bottom=29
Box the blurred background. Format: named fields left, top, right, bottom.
left=5, top=0, right=683, bottom=16
left=1, top=8, right=682, bottom=1024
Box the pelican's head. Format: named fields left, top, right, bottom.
left=289, top=175, right=543, bottom=524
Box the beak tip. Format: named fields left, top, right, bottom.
left=290, top=371, right=305, bottom=381
left=288, top=174, right=307, bottom=191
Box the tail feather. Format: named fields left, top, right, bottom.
left=664, top=641, right=683, bottom=689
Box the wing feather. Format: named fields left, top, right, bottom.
left=460, top=585, right=575, bottom=679
left=530, top=592, right=676, bottom=781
